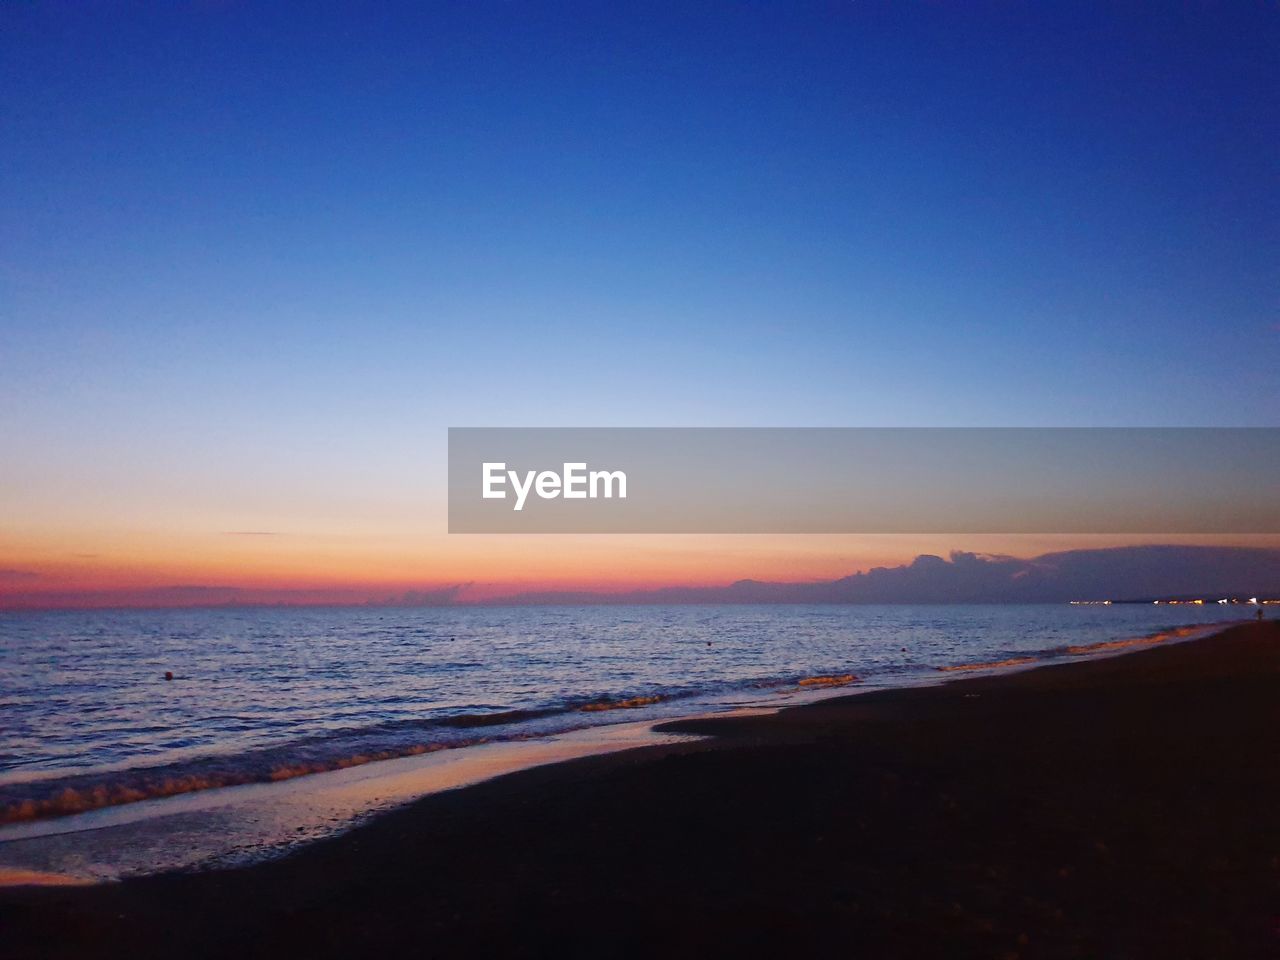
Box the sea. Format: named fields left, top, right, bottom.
left=0, top=602, right=1239, bottom=834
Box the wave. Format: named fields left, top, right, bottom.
left=796, top=673, right=859, bottom=687
left=579, top=695, right=665, bottom=712
left=0, top=693, right=681, bottom=824
left=937, top=657, right=1038, bottom=673
left=0, top=741, right=459, bottom=825
left=436, top=708, right=560, bottom=728
left=935, top=622, right=1233, bottom=675
left=1065, top=623, right=1208, bottom=655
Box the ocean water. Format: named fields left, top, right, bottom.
left=0, top=603, right=1240, bottom=825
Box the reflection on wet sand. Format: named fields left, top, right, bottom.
left=0, top=721, right=702, bottom=884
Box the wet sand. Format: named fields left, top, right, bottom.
left=0, top=720, right=700, bottom=883
left=3, top=620, right=1277, bottom=959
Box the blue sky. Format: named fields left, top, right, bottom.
left=1, top=2, right=1277, bottom=601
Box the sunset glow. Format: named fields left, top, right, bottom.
left=5, top=530, right=1279, bottom=609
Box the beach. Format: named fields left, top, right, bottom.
left=3, top=619, right=1277, bottom=958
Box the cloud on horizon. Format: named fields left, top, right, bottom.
left=495, top=545, right=1280, bottom=605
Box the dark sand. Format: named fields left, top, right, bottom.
left=4, top=621, right=1278, bottom=959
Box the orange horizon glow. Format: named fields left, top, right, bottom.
left=4, top=530, right=1279, bottom=611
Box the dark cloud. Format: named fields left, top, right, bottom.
left=495, top=546, right=1280, bottom=605
left=0, top=568, right=40, bottom=581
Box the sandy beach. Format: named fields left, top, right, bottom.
left=3, top=619, right=1276, bottom=959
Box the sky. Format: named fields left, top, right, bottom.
left=1, top=3, right=1277, bottom=607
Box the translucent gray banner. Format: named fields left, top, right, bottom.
left=448, top=428, right=1280, bottom=533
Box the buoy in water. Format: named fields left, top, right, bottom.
left=164, top=671, right=173, bottom=681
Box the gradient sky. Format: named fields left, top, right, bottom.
left=2, top=3, right=1277, bottom=606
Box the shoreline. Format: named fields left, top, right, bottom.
left=0, top=618, right=1233, bottom=844
left=3, top=619, right=1277, bottom=957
